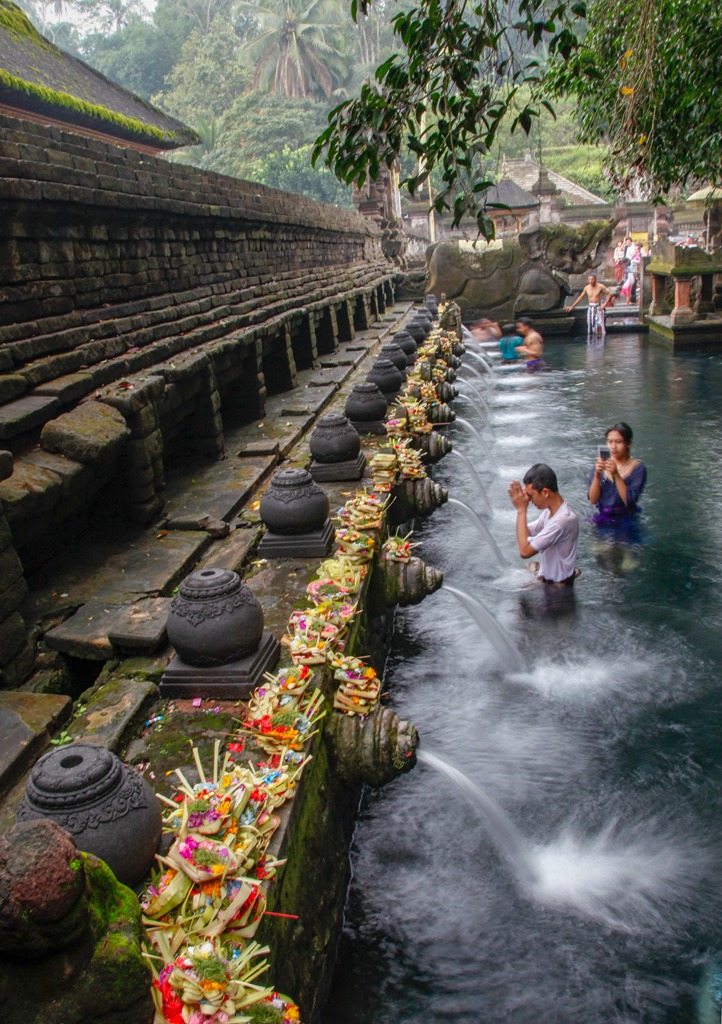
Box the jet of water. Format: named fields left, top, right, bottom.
left=443, top=584, right=525, bottom=672
left=447, top=497, right=508, bottom=567
left=466, top=350, right=495, bottom=374
left=417, top=749, right=538, bottom=888
left=453, top=417, right=496, bottom=459
left=447, top=451, right=494, bottom=515
left=456, top=378, right=491, bottom=413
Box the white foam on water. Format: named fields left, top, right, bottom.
left=529, top=822, right=708, bottom=932
left=508, top=656, right=654, bottom=699
left=493, top=411, right=541, bottom=425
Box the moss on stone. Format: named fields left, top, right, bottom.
left=0, top=67, right=179, bottom=143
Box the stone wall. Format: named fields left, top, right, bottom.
left=0, top=112, right=396, bottom=687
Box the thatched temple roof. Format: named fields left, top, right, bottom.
left=0, top=0, right=199, bottom=150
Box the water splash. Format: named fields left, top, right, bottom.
left=443, top=584, right=525, bottom=671
left=447, top=498, right=508, bottom=568
left=417, top=749, right=538, bottom=888
left=528, top=820, right=710, bottom=932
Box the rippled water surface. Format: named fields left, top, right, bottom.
left=321, top=334, right=722, bottom=1024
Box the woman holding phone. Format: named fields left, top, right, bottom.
left=588, top=421, right=647, bottom=521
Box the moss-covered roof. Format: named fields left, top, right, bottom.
left=0, top=0, right=199, bottom=149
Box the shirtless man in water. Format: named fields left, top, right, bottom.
left=515, top=317, right=545, bottom=370
left=567, top=273, right=614, bottom=334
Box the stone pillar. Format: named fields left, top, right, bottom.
left=649, top=273, right=672, bottom=316
left=0, top=451, right=33, bottom=689
left=98, top=377, right=166, bottom=525
left=670, top=277, right=695, bottom=325
left=694, top=273, right=715, bottom=317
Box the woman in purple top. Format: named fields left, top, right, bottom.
left=588, top=421, right=646, bottom=522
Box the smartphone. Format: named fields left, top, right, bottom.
left=598, top=445, right=611, bottom=461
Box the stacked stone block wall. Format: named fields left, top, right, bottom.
left=0, top=112, right=397, bottom=687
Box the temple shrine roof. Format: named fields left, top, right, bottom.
left=502, top=152, right=607, bottom=206
left=0, top=0, right=198, bottom=151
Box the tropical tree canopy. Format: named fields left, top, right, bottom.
left=239, top=0, right=347, bottom=99
left=314, top=0, right=722, bottom=233
left=313, top=0, right=585, bottom=236
left=548, top=0, right=722, bottom=196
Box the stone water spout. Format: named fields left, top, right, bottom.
left=326, top=706, right=418, bottom=787
left=411, top=430, right=452, bottom=463
left=380, top=554, right=444, bottom=607
left=388, top=477, right=448, bottom=525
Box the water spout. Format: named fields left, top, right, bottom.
left=447, top=451, right=494, bottom=515
left=443, top=584, right=526, bottom=672
left=465, top=350, right=495, bottom=374
left=453, top=417, right=496, bottom=459
left=418, top=749, right=538, bottom=888
left=447, top=498, right=508, bottom=567
left=459, top=363, right=490, bottom=384
left=456, top=378, right=490, bottom=413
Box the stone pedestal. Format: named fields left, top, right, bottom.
left=160, top=632, right=280, bottom=699
left=257, top=517, right=336, bottom=558
left=309, top=451, right=366, bottom=482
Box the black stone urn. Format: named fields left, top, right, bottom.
left=309, top=413, right=361, bottom=464
left=379, top=342, right=408, bottom=374
left=309, top=412, right=365, bottom=482
left=425, top=293, right=439, bottom=316
left=345, top=381, right=388, bottom=434
left=260, top=468, right=329, bottom=534
left=167, top=567, right=264, bottom=665
left=17, top=744, right=162, bottom=886
left=415, top=306, right=434, bottom=324
left=366, top=358, right=403, bottom=401
left=393, top=329, right=418, bottom=359
left=405, top=319, right=428, bottom=343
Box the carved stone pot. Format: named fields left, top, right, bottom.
left=17, top=744, right=162, bottom=886
left=392, top=329, right=418, bottom=358
left=167, top=567, right=264, bottom=665
left=260, top=468, right=329, bottom=535
left=379, top=342, right=408, bottom=373
left=366, top=358, right=403, bottom=400
left=425, top=293, right=439, bottom=316
left=344, top=382, right=388, bottom=434
left=405, top=319, right=428, bottom=343
left=309, top=413, right=361, bottom=464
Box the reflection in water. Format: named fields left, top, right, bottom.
left=323, top=336, right=722, bottom=1024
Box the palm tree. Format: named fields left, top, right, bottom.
left=238, top=0, right=346, bottom=100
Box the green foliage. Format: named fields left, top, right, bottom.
left=254, top=144, right=353, bottom=206
left=238, top=0, right=348, bottom=99
left=548, top=0, right=722, bottom=195
left=314, top=0, right=587, bottom=237
left=543, top=145, right=615, bottom=200
left=80, top=16, right=189, bottom=100
left=155, top=19, right=252, bottom=121
left=209, top=91, right=333, bottom=179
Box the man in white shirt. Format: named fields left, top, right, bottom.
left=508, top=464, right=579, bottom=584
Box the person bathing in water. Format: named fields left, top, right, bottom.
left=515, top=317, right=545, bottom=370
left=509, top=463, right=580, bottom=584
left=566, top=273, right=614, bottom=335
